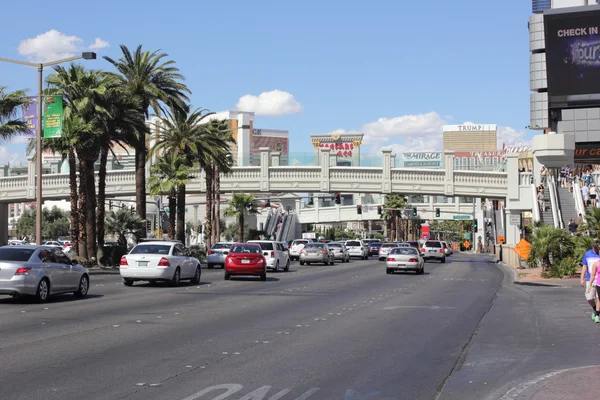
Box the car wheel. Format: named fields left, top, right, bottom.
left=273, top=261, right=279, bottom=272
left=123, top=279, right=134, bottom=286
left=170, top=268, right=181, bottom=287
left=224, top=272, right=231, bottom=280
left=284, top=260, right=290, bottom=272
left=35, top=278, right=50, bottom=302
left=299, top=261, right=305, bottom=266
left=191, top=266, right=201, bottom=284
left=386, top=268, right=392, bottom=274
left=441, top=257, right=446, bottom=264
left=260, top=273, right=267, bottom=281
left=207, top=264, right=214, bottom=269
left=420, top=267, right=425, bottom=275
left=74, top=275, right=89, bottom=298
left=363, top=255, right=368, bottom=260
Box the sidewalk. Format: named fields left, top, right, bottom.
left=438, top=262, right=600, bottom=400
left=87, top=267, right=120, bottom=275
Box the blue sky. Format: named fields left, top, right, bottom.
left=0, top=0, right=532, bottom=166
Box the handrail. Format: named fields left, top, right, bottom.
left=531, top=183, right=540, bottom=222
left=548, top=178, right=562, bottom=229
left=573, top=181, right=587, bottom=224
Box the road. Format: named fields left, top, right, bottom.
left=0, top=253, right=503, bottom=400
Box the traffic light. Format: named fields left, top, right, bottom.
left=357, top=205, right=362, bottom=215
left=109, top=200, right=113, bottom=210
left=130, top=206, right=135, bottom=215
left=435, top=208, right=440, bottom=218
left=473, top=219, right=478, bottom=233
left=265, top=198, right=271, bottom=208
left=146, top=220, right=151, bottom=232
left=334, top=193, right=341, bottom=204
left=412, top=207, right=417, bottom=217
left=377, top=205, right=382, bottom=215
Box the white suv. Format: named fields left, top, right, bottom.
left=289, top=239, right=309, bottom=261
left=247, top=240, right=290, bottom=272
left=344, top=240, right=368, bottom=260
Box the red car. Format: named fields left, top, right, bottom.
left=224, top=243, right=267, bottom=281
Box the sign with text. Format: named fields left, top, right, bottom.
left=509, top=214, right=521, bottom=226
left=544, top=8, right=600, bottom=104
left=22, top=98, right=37, bottom=138
left=401, top=152, right=442, bottom=168
left=575, top=141, right=600, bottom=162
left=453, top=215, right=471, bottom=220
left=42, top=96, right=63, bottom=138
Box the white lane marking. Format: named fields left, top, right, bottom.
left=498, top=366, right=599, bottom=399
left=382, top=306, right=455, bottom=310
left=344, top=389, right=382, bottom=399
left=135, top=383, right=145, bottom=386
left=181, top=383, right=244, bottom=400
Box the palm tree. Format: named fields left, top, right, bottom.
left=223, top=193, right=259, bottom=242
left=0, top=87, right=31, bottom=142
left=105, top=209, right=144, bottom=247
left=148, top=153, right=192, bottom=239
left=383, top=194, right=407, bottom=241
left=582, top=207, right=600, bottom=234
left=104, top=45, right=191, bottom=224
left=527, top=224, right=574, bottom=272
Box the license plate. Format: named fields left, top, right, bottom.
left=429, top=250, right=437, bottom=253
left=397, top=263, right=406, bottom=267
left=242, top=259, right=250, bottom=264
left=137, top=261, right=149, bottom=266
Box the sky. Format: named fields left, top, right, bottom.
left=0, top=0, right=533, bottom=166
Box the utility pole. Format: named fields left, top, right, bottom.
left=472, top=197, right=476, bottom=253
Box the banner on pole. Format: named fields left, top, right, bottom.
left=22, top=97, right=37, bottom=138
left=43, top=96, right=63, bottom=138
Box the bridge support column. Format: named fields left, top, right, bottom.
left=320, top=148, right=330, bottom=192
left=504, top=209, right=521, bottom=246
left=27, top=157, right=35, bottom=200
left=260, top=147, right=270, bottom=191
left=444, top=150, right=455, bottom=196
left=270, top=152, right=281, bottom=167
left=382, top=148, right=392, bottom=193
left=0, top=203, right=8, bottom=246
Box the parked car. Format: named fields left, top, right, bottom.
left=7, top=240, right=28, bottom=246
left=299, top=242, right=335, bottom=266
left=420, top=240, right=446, bottom=263
left=207, top=242, right=233, bottom=269
left=0, top=245, right=90, bottom=302
left=43, top=241, right=63, bottom=248
left=119, top=241, right=202, bottom=286
left=385, top=247, right=424, bottom=274
left=328, top=242, right=350, bottom=263
left=289, top=239, right=309, bottom=261
left=247, top=240, right=290, bottom=272
left=368, top=242, right=383, bottom=256
left=441, top=241, right=453, bottom=256
left=344, top=240, right=368, bottom=260
left=405, top=241, right=421, bottom=249
left=378, top=243, right=399, bottom=261
left=224, top=243, right=267, bottom=281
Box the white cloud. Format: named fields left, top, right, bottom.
left=0, top=146, right=25, bottom=166
left=18, top=30, right=109, bottom=63
left=497, top=125, right=532, bottom=148
left=88, top=38, right=109, bottom=50
left=236, top=90, right=303, bottom=116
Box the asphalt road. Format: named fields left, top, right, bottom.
left=0, top=253, right=503, bottom=400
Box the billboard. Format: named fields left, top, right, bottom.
left=544, top=8, right=600, bottom=106
left=400, top=152, right=443, bottom=168
left=250, top=135, right=289, bottom=166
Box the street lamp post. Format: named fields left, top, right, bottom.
left=0, top=52, right=96, bottom=244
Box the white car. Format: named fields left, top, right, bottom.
left=385, top=247, right=424, bottom=274
left=344, top=240, right=368, bottom=259
left=378, top=243, right=399, bottom=261
left=441, top=241, right=453, bottom=256
left=43, top=241, right=63, bottom=248
left=119, top=241, right=202, bottom=286
left=289, top=239, right=309, bottom=261
left=247, top=240, right=290, bottom=272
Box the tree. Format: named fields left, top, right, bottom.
left=383, top=194, right=407, bottom=241
left=0, top=87, right=31, bottom=142
left=527, top=225, right=574, bottom=272
left=222, top=221, right=250, bottom=242
left=104, top=45, right=191, bottom=224
left=582, top=207, right=600, bottom=235
left=223, top=193, right=259, bottom=242
left=15, top=207, right=70, bottom=240
left=105, top=209, right=144, bottom=247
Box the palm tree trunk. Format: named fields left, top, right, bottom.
left=135, top=139, right=147, bottom=229
left=176, top=183, right=186, bottom=242
left=211, top=164, right=218, bottom=244
left=84, top=159, right=97, bottom=262
left=215, top=166, right=221, bottom=243
left=96, top=145, right=109, bottom=266
left=77, top=159, right=88, bottom=260
left=68, top=150, right=79, bottom=257
left=204, top=167, right=213, bottom=250
left=168, top=189, right=177, bottom=240
left=238, top=214, right=245, bottom=242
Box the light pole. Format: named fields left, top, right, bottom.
left=0, top=52, right=96, bottom=244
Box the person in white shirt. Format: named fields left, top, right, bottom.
left=591, top=184, right=598, bottom=208
left=582, top=184, right=590, bottom=206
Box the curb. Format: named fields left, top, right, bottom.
left=495, top=260, right=572, bottom=288
left=88, top=269, right=120, bottom=275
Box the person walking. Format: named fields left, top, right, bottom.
left=568, top=219, right=578, bottom=236
left=582, top=239, right=600, bottom=322
left=591, top=184, right=598, bottom=208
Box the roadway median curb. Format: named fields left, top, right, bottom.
left=496, top=260, right=572, bottom=288
left=87, top=268, right=120, bottom=275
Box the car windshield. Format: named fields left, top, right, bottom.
left=293, top=240, right=308, bottom=246
left=370, top=243, right=382, bottom=247
left=329, top=243, right=342, bottom=248
left=0, top=248, right=35, bottom=261
left=382, top=244, right=397, bottom=248
left=230, top=245, right=261, bottom=254
left=390, top=248, right=419, bottom=255
left=398, top=243, right=410, bottom=247
left=253, top=242, right=274, bottom=251
left=130, top=245, right=172, bottom=255
left=212, top=243, right=232, bottom=249
left=425, top=241, right=442, bottom=248
left=305, top=244, right=324, bottom=250
left=346, top=241, right=361, bottom=247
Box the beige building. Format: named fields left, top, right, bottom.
left=442, top=124, right=498, bottom=152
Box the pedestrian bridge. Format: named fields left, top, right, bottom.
left=0, top=148, right=509, bottom=203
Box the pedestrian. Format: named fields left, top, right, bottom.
left=568, top=219, right=578, bottom=236
left=591, top=184, right=598, bottom=208
left=582, top=239, right=600, bottom=322
left=582, top=183, right=590, bottom=207
left=537, top=190, right=545, bottom=212
left=577, top=213, right=584, bottom=226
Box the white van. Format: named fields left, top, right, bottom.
left=247, top=240, right=291, bottom=272
left=289, top=239, right=309, bottom=261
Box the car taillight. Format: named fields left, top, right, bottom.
left=120, top=256, right=128, bottom=266
left=386, top=257, right=394, bottom=262
left=258, top=258, right=264, bottom=264
left=208, top=250, right=214, bottom=255
left=271, top=251, right=275, bottom=258
left=300, top=250, right=305, bottom=254
left=360, top=247, right=364, bottom=250
left=421, top=248, right=425, bottom=252
left=409, top=258, right=418, bottom=262
left=158, top=257, right=170, bottom=267
left=15, top=267, right=31, bottom=275
left=321, top=250, right=327, bottom=254
left=440, top=249, right=444, bottom=253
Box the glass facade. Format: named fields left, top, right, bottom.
left=532, top=0, right=550, bottom=14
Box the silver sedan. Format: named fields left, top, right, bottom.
left=0, top=246, right=90, bottom=302
left=385, top=247, right=424, bottom=274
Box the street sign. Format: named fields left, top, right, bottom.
left=43, top=96, right=63, bottom=138
left=509, top=214, right=521, bottom=226
left=463, top=240, right=471, bottom=249
left=453, top=215, right=471, bottom=220
left=498, top=235, right=506, bottom=243
left=164, top=208, right=188, bottom=214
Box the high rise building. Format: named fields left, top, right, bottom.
left=442, top=124, right=497, bottom=152
left=532, top=0, right=551, bottom=13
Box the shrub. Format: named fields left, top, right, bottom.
left=545, top=257, right=579, bottom=278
